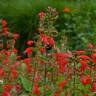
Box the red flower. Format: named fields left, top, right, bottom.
left=59, top=80, right=68, bottom=89
left=81, top=75, right=92, bottom=86
left=3, top=27, right=9, bottom=33
left=91, top=82, right=96, bottom=92
left=11, top=69, right=18, bottom=79
left=33, top=84, right=40, bottom=96
left=26, top=64, right=32, bottom=74
left=15, top=84, right=21, bottom=94
left=54, top=91, right=61, bottom=96
left=12, top=48, right=18, bottom=54
left=84, top=94, right=88, bottom=96
left=27, top=40, right=33, bottom=46
left=25, top=48, right=32, bottom=55
left=2, top=19, right=7, bottom=27
left=88, top=43, right=94, bottom=49
left=0, top=68, right=6, bottom=79
left=5, top=51, right=11, bottom=57
left=3, top=84, right=13, bottom=92
left=80, top=60, right=89, bottom=72
left=2, top=91, right=10, bottom=96
left=39, top=48, right=46, bottom=54
left=91, top=53, right=96, bottom=64
left=40, top=34, right=55, bottom=47
left=38, top=12, right=46, bottom=21
left=24, top=58, right=32, bottom=64
left=64, top=8, right=71, bottom=13
left=75, top=50, right=86, bottom=55
left=14, top=33, right=20, bottom=40
left=79, top=55, right=90, bottom=60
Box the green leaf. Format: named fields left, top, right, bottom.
left=39, top=55, right=48, bottom=61
left=19, top=76, right=32, bottom=92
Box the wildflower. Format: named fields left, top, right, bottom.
left=40, top=34, right=55, bottom=47
left=64, top=8, right=71, bottom=13
left=14, top=33, right=20, bottom=40
left=75, top=50, right=86, bottom=55
left=15, top=84, right=21, bottom=94
left=11, top=69, right=18, bottom=79
left=3, top=27, right=9, bottom=33
left=24, top=58, right=32, bottom=64
left=79, top=55, right=90, bottom=60
left=91, top=53, right=96, bottom=64
left=2, top=19, right=7, bottom=27
left=33, top=84, right=40, bottom=96
left=27, top=40, right=33, bottom=46
left=59, top=80, right=68, bottom=89
left=81, top=75, right=92, bottom=86
left=2, top=91, right=10, bottom=96
left=88, top=43, right=94, bottom=49
left=0, top=68, right=6, bottom=79
left=25, top=47, right=32, bottom=55
left=38, top=12, right=46, bottom=21
left=80, top=60, right=89, bottom=72
left=3, top=84, right=13, bottom=92
left=91, top=82, right=96, bottom=92
left=39, top=47, right=46, bottom=54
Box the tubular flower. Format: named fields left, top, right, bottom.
left=80, top=60, right=89, bottom=72
left=27, top=40, right=33, bottom=46
left=25, top=47, right=33, bottom=55
left=81, top=75, right=92, bottom=86
left=79, top=55, right=90, bottom=60
left=2, top=91, right=10, bottom=96
left=40, top=34, right=55, bottom=47
left=91, top=53, right=96, bottom=64
left=59, top=80, right=68, bottom=89
left=0, top=68, right=6, bottom=79
left=38, top=12, right=46, bottom=21
left=91, top=82, right=96, bottom=92
left=2, top=19, right=7, bottom=27
left=11, top=69, right=18, bottom=79
left=3, top=84, right=13, bottom=92
left=32, top=84, right=40, bottom=96
left=64, top=8, right=71, bottom=13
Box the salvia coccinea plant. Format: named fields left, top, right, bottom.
left=0, top=7, right=96, bottom=96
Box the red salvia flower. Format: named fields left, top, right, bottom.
left=81, top=75, right=92, bottom=86
left=38, top=12, right=46, bottom=21
left=40, top=34, right=55, bottom=47
left=79, top=55, right=90, bottom=60
left=3, top=27, right=9, bottom=33
left=91, top=53, right=96, bottom=64
left=91, top=82, right=96, bottom=92
left=75, top=50, right=86, bottom=55
left=64, top=8, right=71, bottom=13
left=15, top=84, right=22, bottom=94
left=88, top=43, right=94, bottom=49
left=24, top=58, right=32, bottom=64
left=27, top=40, right=33, bottom=46
left=59, top=80, right=68, bottom=89
left=25, top=48, right=32, bottom=55
left=3, top=84, right=13, bottom=92
left=2, top=19, right=7, bottom=27
left=14, top=33, right=20, bottom=40
left=0, top=68, right=6, bottom=79
left=2, top=91, right=10, bottom=96
left=80, top=60, right=89, bottom=72
left=11, top=69, right=18, bottom=79
left=39, top=48, right=46, bottom=54
left=33, top=84, right=40, bottom=96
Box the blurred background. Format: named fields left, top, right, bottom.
left=0, top=0, right=96, bottom=51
